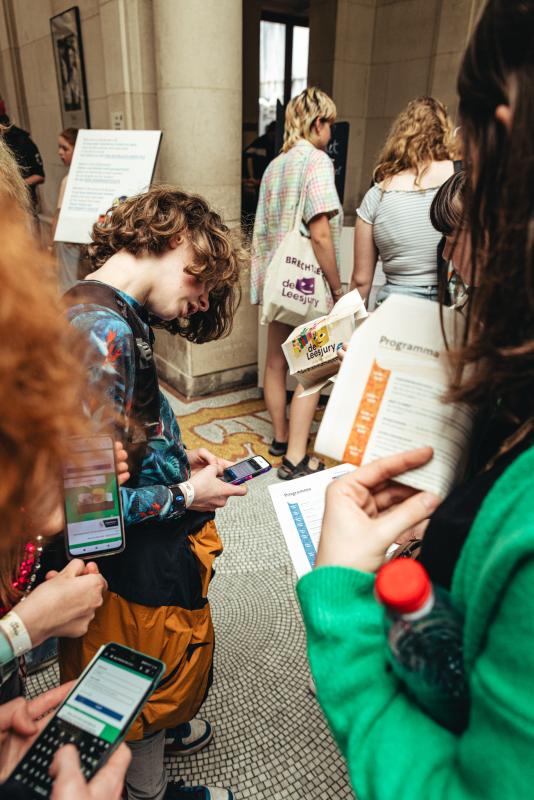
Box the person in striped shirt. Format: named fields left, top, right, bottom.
left=351, top=96, right=457, bottom=307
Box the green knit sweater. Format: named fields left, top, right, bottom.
left=297, top=444, right=534, bottom=799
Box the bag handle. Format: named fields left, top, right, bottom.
left=292, top=153, right=315, bottom=233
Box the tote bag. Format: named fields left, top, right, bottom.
left=261, top=162, right=333, bottom=327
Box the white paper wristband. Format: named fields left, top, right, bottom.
left=178, top=481, right=195, bottom=509
left=0, top=611, right=32, bottom=657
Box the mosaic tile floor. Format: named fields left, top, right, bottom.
left=27, top=385, right=354, bottom=800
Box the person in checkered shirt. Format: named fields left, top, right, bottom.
left=251, top=87, right=343, bottom=480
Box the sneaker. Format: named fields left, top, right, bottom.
left=268, top=438, right=288, bottom=456
left=164, top=782, right=234, bottom=800
left=164, top=719, right=213, bottom=755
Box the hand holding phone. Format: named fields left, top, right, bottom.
left=186, top=464, right=248, bottom=511
left=221, top=456, right=271, bottom=485
left=5, top=643, right=164, bottom=799
left=15, top=560, right=107, bottom=647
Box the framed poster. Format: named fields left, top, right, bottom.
left=50, top=6, right=90, bottom=129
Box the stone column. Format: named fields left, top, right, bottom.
left=152, top=0, right=258, bottom=397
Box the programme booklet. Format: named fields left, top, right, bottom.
left=315, top=295, right=473, bottom=497
left=281, top=289, right=368, bottom=394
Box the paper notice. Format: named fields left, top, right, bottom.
left=55, top=129, right=162, bottom=244
left=268, top=464, right=356, bottom=577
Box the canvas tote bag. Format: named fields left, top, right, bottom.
left=261, top=160, right=333, bottom=327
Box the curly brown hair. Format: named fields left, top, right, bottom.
left=0, top=196, right=89, bottom=603
left=373, top=96, right=455, bottom=187
left=86, top=186, right=246, bottom=343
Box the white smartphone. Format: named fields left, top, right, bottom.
left=63, top=435, right=125, bottom=560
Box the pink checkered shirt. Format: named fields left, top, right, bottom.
left=250, top=138, right=343, bottom=305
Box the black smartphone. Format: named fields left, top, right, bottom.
left=63, top=435, right=125, bottom=560
left=6, top=643, right=164, bottom=798
left=221, top=455, right=271, bottom=485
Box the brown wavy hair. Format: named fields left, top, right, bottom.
left=86, top=186, right=246, bottom=343
left=445, top=0, right=534, bottom=453
left=0, top=196, right=89, bottom=604
left=373, top=96, right=455, bottom=186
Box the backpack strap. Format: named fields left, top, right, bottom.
left=64, top=281, right=160, bottom=477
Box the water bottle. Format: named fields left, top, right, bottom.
left=375, top=558, right=469, bottom=732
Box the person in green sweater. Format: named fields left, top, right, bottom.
left=297, top=1, right=534, bottom=798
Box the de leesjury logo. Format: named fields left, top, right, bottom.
left=295, top=277, right=315, bottom=295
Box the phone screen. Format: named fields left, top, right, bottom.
left=64, top=435, right=124, bottom=558
left=57, top=647, right=161, bottom=744
left=226, top=458, right=258, bottom=482
left=223, top=456, right=271, bottom=484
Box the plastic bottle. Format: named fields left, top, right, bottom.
left=375, top=558, right=468, bottom=732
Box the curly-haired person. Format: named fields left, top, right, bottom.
left=58, top=186, right=248, bottom=800
left=350, top=96, right=457, bottom=306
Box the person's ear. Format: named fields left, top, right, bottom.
left=168, top=235, right=183, bottom=250
left=495, top=104, right=512, bottom=131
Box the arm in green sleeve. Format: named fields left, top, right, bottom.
left=297, top=560, right=534, bottom=800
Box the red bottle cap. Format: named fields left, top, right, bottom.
left=375, top=559, right=432, bottom=614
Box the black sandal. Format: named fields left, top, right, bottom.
left=277, top=455, right=325, bottom=480
left=277, top=456, right=307, bottom=480
left=268, top=438, right=288, bottom=457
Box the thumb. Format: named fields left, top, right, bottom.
left=376, top=491, right=441, bottom=543
left=86, top=744, right=131, bottom=800
left=60, top=559, right=86, bottom=578
left=50, top=745, right=85, bottom=797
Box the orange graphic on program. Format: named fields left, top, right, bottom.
left=343, top=360, right=390, bottom=464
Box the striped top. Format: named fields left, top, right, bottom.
left=357, top=183, right=442, bottom=286
left=251, top=139, right=342, bottom=305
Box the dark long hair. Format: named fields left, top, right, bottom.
left=447, top=0, right=534, bottom=443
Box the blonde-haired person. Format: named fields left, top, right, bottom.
left=251, top=87, right=343, bottom=480
left=350, top=96, right=455, bottom=305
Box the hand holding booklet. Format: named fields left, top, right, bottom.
left=315, top=295, right=473, bottom=497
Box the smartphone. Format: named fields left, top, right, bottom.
left=6, top=643, right=164, bottom=798
left=63, top=435, right=125, bottom=560
left=222, top=455, right=271, bottom=485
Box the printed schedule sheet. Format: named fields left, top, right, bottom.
left=269, top=464, right=355, bottom=577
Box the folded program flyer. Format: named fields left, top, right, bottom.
left=281, top=289, right=368, bottom=393
left=315, top=295, right=473, bottom=497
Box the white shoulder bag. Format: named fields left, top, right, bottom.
left=261, top=160, right=333, bottom=327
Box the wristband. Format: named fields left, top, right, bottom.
left=178, top=481, right=195, bottom=509
left=0, top=611, right=32, bottom=657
